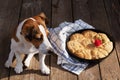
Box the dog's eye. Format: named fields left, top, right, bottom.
left=33, top=29, right=38, bottom=34
left=35, top=37, right=43, bottom=41
left=25, top=34, right=32, bottom=41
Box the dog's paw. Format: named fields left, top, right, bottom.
left=14, top=65, right=23, bottom=73
left=5, top=60, right=11, bottom=68
left=41, top=66, right=50, bottom=75
left=24, top=60, right=30, bottom=68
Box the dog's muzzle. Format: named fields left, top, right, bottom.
left=39, top=47, right=53, bottom=55
left=39, top=41, right=53, bottom=55
left=47, top=48, right=54, bottom=54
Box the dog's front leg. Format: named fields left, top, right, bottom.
left=39, top=53, right=50, bottom=75
left=24, top=53, right=36, bottom=67
left=14, top=52, right=23, bottom=73
left=5, top=50, right=14, bottom=68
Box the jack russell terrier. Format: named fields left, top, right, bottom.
left=5, top=13, right=53, bottom=75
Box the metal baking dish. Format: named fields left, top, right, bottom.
left=66, top=29, right=115, bottom=62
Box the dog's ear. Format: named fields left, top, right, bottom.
left=39, top=13, right=49, bottom=35
left=39, top=12, right=48, bottom=24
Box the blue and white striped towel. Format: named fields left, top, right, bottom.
left=48, top=19, right=94, bottom=75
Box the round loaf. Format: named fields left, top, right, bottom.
left=67, top=30, right=113, bottom=60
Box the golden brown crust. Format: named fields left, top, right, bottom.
left=67, top=30, right=113, bottom=60
left=70, top=33, right=85, bottom=41
left=82, top=30, right=97, bottom=38
left=75, top=50, right=85, bottom=59
left=100, top=42, right=113, bottom=53
left=67, top=40, right=83, bottom=53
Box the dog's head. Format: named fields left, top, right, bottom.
left=21, top=13, right=53, bottom=53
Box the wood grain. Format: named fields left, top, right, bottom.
left=104, top=0, right=120, bottom=65
left=52, top=0, right=73, bottom=27
left=0, top=0, right=22, bottom=80
left=73, top=0, right=91, bottom=23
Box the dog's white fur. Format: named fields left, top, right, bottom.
left=5, top=18, right=52, bottom=75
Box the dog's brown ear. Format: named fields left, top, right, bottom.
left=39, top=12, right=46, bottom=20
left=39, top=12, right=48, bottom=24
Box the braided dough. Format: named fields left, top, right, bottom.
left=67, top=30, right=113, bottom=60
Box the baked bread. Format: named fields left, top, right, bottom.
left=67, top=30, right=113, bottom=60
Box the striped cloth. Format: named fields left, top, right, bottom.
left=48, top=19, right=94, bottom=75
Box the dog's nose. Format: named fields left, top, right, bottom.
left=47, top=47, right=53, bottom=54
left=47, top=49, right=53, bottom=54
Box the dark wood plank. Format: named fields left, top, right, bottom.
left=88, top=0, right=120, bottom=79
left=9, top=0, right=51, bottom=80
left=103, top=0, right=120, bottom=79
left=52, top=0, right=73, bottom=27
left=73, top=0, right=91, bottom=23
left=51, top=0, right=77, bottom=80
left=20, top=0, right=51, bottom=27
left=104, top=0, right=120, bottom=65
left=73, top=0, right=101, bottom=80
left=0, top=0, right=22, bottom=80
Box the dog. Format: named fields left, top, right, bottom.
left=5, top=13, right=53, bottom=75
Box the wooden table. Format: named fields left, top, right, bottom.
left=0, top=0, right=120, bottom=80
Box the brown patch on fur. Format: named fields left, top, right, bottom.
left=12, top=26, right=19, bottom=42
left=21, top=19, right=43, bottom=48
left=31, top=38, right=43, bottom=48
left=33, top=12, right=49, bottom=36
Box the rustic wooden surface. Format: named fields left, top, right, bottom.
left=0, top=0, right=120, bottom=80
